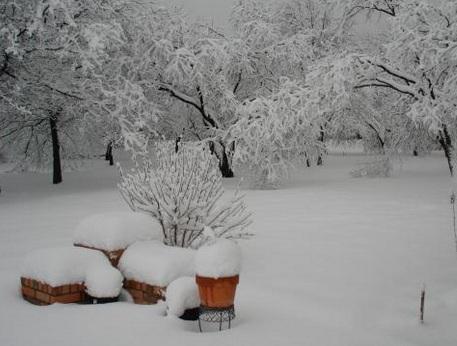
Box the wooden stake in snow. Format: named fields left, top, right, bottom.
left=451, top=193, right=457, bottom=254
left=420, top=284, right=426, bottom=324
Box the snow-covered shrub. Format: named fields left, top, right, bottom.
left=118, top=143, right=252, bottom=248
left=166, top=277, right=200, bottom=317
left=195, top=238, right=242, bottom=279
left=350, top=156, right=393, bottom=178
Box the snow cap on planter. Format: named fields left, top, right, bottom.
left=84, top=265, right=123, bottom=299
left=196, top=234, right=242, bottom=279
left=22, top=246, right=112, bottom=287
left=73, top=212, right=162, bottom=251
left=119, top=240, right=196, bottom=287
left=166, top=276, right=200, bottom=317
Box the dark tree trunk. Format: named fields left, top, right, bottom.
left=49, top=116, right=62, bottom=184
left=105, top=141, right=114, bottom=166
left=317, top=126, right=325, bottom=166
left=208, top=140, right=234, bottom=178
left=219, top=147, right=234, bottom=178
left=175, top=136, right=181, bottom=153
left=105, top=142, right=111, bottom=160
left=438, top=125, right=453, bottom=176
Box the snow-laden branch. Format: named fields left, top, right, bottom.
left=229, top=78, right=325, bottom=188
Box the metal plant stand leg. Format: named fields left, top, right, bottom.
left=219, top=312, right=223, bottom=331
left=198, top=305, right=235, bottom=332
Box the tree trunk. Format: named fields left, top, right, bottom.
left=49, top=116, right=62, bottom=184
left=175, top=136, right=181, bottom=153
left=209, top=140, right=234, bottom=178
left=219, top=147, right=234, bottom=178
left=105, top=141, right=114, bottom=166
left=317, top=126, right=325, bottom=166
left=438, top=125, right=454, bottom=176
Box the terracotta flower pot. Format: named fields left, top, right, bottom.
left=196, top=275, right=239, bottom=308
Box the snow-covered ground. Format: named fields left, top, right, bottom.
left=1, top=154, right=457, bottom=346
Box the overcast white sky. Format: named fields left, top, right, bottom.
left=167, top=0, right=386, bottom=35
left=169, top=0, right=235, bottom=30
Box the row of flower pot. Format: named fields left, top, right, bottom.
left=73, top=213, right=243, bottom=312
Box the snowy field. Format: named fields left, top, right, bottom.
left=1, top=154, right=457, bottom=346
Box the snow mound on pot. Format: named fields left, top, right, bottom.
left=195, top=239, right=242, bottom=278
left=118, top=241, right=195, bottom=287
left=21, top=246, right=121, bottom=293
left=84, top=265, right=123, bottom=298
left=166, top=277, right=200, bottom=317
left=73, top=212, right=161, bottom=251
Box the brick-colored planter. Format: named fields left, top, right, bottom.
left=123, top=279, right=166, bottom=304
left=196, top=275, right=239, bottom=308
left=21, top=278, right=87, bottom=305
left=73, top=244, right=125, bottom=267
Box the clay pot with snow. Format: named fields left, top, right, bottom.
left=195, top=239, right=241, bottom=309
